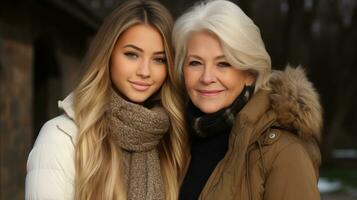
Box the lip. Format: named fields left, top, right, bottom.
left=197, top=89, right=224, bottom=97
left=129, top=81, right=152, bottom=91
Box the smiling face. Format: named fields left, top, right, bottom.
left=110, top=24, right=167, bottom=103
left=183, top=31, right=255, bottom=113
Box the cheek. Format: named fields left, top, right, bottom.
left=183, top=68, right=197, bottom=91
left=111, top=63, right=125, bottom=81
left=110, top=64, right=130, bottom=87
left=110, top=54, right=135, bottom=79
left=229, top=84, right=245, bottom=98
left=223, top=73, right=247, bottom=99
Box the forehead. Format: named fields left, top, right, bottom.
left=116, top=24, right=164, bottom=50
left=186, top=31, right=224, bottom=56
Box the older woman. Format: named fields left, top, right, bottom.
left=172, top=0, right=322, bottom=199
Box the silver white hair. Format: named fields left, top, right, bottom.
left=173, top=0, right=271, bottom=91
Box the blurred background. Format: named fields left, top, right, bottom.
left=0, top=0, right=356, bottom=199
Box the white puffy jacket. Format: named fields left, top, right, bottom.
left=26, top=94, right=77, bottom=200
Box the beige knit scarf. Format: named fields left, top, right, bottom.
left=108, top=91, right=169, bottom=200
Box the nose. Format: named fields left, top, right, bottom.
left=199, top=65, right=216, bottom=84
left=136, top=59, right=151, bottom=78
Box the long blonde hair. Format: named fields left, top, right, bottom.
left=73, top=0, right=188, bottom=199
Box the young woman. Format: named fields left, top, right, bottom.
left=173, top=0, right=322, bottom=199
left=25, top=0, right=186, bottom=199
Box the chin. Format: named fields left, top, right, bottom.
left=126, top=94, right=151, bottom=104
left=196, top=103, right=223, bottom=114
left=115, top=87, right=154, bottom=104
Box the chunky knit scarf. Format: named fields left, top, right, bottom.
left=107, top=91, right=169, bottom=200
left=187, top=85, right=254, bottom=138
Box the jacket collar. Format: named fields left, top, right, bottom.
left=58, top=93, right=75, bottom=120
left=57, top=93, right=78, bottom=143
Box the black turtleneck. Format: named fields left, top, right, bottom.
left=179, top=85, right=254, bottom=199
left=179, top=132, right=229, bottom=200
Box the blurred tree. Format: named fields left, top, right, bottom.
left=239, top=0, right=357, bottom=165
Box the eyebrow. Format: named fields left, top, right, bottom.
left=187, top=54, right=226, bottom=60
left=123, top=44, right=165, bottom=55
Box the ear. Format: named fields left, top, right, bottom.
left=245, top=71, right=257, bottom=86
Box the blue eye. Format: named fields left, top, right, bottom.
left=154, top=57, right=167, bottom=64
left=124, top=52, right=138, bottom=59
left=217, top=62, right=231, bottom=67
left=188, top=60, right=202, bottom=66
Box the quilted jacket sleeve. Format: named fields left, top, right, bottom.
left=25, top=116, right=76, bottom=200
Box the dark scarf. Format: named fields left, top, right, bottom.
left=107, top=90, right=169, bottom=200
left=187, top=85, right=254, bottom=138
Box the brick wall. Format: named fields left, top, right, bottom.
left=0, top=37, right=33, bottom=200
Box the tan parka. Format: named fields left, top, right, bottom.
left=194, top=67, right=322, bottom=200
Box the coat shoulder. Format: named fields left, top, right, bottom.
left=259, top=128, right=321, bottom=174
left=34, top=114, right=78, bottom=146
left=27, top=114, right=78, bottom=171
left=25, top=114, right=76, bottom=199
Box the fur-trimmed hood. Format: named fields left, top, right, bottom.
left=235, top=66, right=323, bottom=143
left=261, top=66, right=323, bottom=141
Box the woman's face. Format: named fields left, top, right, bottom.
left=111, top=24, right=167, bottom=103
left=183, top=31, right=255, bottom=114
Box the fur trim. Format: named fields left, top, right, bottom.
left=262, top=66, right=322, bottom=141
